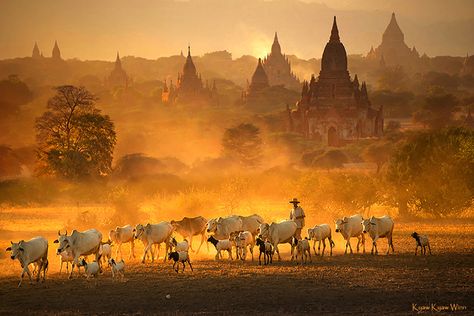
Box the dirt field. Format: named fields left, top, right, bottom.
left=0, top=208, right=473, bottom=315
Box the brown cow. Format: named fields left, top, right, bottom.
left=171, top=216, right=208, bottom=253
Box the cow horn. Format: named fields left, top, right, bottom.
left=65, top=230, right=68, bottom=235
left=58, top=230, right=61, bottom=235
left=10, top=241, right=13, bottom=244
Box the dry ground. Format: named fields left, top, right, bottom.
left=0, top=208, right=473, bottom=315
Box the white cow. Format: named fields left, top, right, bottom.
left=109, top=225, right=135, bottom=259
left=258, top=220, right=298, bottom=261
left=362, top=215, right=395, bottom=255
left=134, top=222, right=174, bottom=263
left=307, top=224, right=335, bottom=256
left=6, top=237, right=48, bottom=287
left=335, top=215, right=365, bottom=254
left=239, top=214, right=264, bottom=236
left=206, top=216, right=243, bottom=240
left=54, top=229, right=102, bottom=279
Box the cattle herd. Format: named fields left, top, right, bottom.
left=4, top=213, right=432, bottom=287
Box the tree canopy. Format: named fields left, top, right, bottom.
left=387, top=127, right=474, bottom=217
left=221, top=123, right=263, bottom=167
left=35, top=85, right=116, bottom=179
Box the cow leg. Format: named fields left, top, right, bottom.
left=142, top=243, right=150, bottom=263
left=428, top=244, right=431, bottom=255
left=188, top=235, right=195, bottom=253
left=250, top=245, right=254, bottom=261
left=116, top=243, right=121, bottom=260
left=163, top=242, right=169, bottom=263
left=228, top=249, right=233, bottom=260
left=329, top=238, right=334, bottom=256
left=188, top=260, right=194, bottom=272
left=35, top=261, right=42, bottom=282
left=196, top=232, right=205, bottom=254
left=275, top=243, right=282, bottom=261
left=362, top=234, right=366, bottom=253
left=372, top=237, right=379, bottom=255
left=18, top=265, right=32, bottom=287
left=390, top=236, right=395, bottom=253
left=322, top=239, right=326, bottom=257
left=258, top=252, right=262, bottom=265
left=308, top=249, right=312, bottom=262
left=347, top=239, right=353, bottom=254
left=414, top=245, right=418, bottom=255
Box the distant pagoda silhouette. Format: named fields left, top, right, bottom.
left=107, top=52, right=129, bottom=88
left=162, top=45, right=218, bottom=106
left=262, top=32, right=300, bottom=90
left=367, top=13, right=420, bottom=67
left=52, top=40, right=62, bottom=60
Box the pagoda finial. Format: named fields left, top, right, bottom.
left=271, top=31, right=282, bottom=55
left=330, top=16, right=340, bottom=42
left=116, top=51, right=120, bottom=61
left=188, top=44, right=191, bottom=57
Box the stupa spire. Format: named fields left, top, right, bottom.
left=330, top=16, right=340, bottom=42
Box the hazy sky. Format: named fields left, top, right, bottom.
left=0, top=0, right=473, bottom=61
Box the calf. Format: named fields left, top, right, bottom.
left=292, top=237, right=311, bottom=264
left=411, top=232, right=431, bottom=255
left=58, top=248, right=75, bottom=274
left=256, top=236, right=273, bottom=265
left=99, top=242, right=112, bottom=264
left=108, top=258, right=125, bottom=280
left=168, top=251, right=193, bottom=273
left=231, top=231, right=254, bottom=261
left=207, top=236, right=233, bottom=260
left=6, top=237, right=48, bottom=287
left=307, top=224, right=335, bottom=256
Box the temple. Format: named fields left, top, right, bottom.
left=162, top=46, right=218, bottom=105
left=367, top=13, right=419, bottom=67
left=52, top=40, right=62, bottom=60
left=107, top=52, right=129, bottom=88
left=32, top=42, right=41, bottom=59
left=461, top=54, right=474, bottom=76
left=262, top=33, right=300, bottom=90
left=289, top=17, right=383, bottom=146
left=242, top=58, right=270, bottom=103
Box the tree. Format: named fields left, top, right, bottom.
left=312, top=149, right=348, bottom=170
left=0, top=145, right=22, bottom=177
left=386, top=127, right=474, bottom=217
left=422, top=90, right=458, bottom=129
left=377, top=66, right=409, bottom=91
left=221, top=123, right=263, bottom=166
left=362, top=141, right=394, bottom=173
left=36, top=86, right=116, bottom=179
left=0, top=75, right=32, bottom=117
